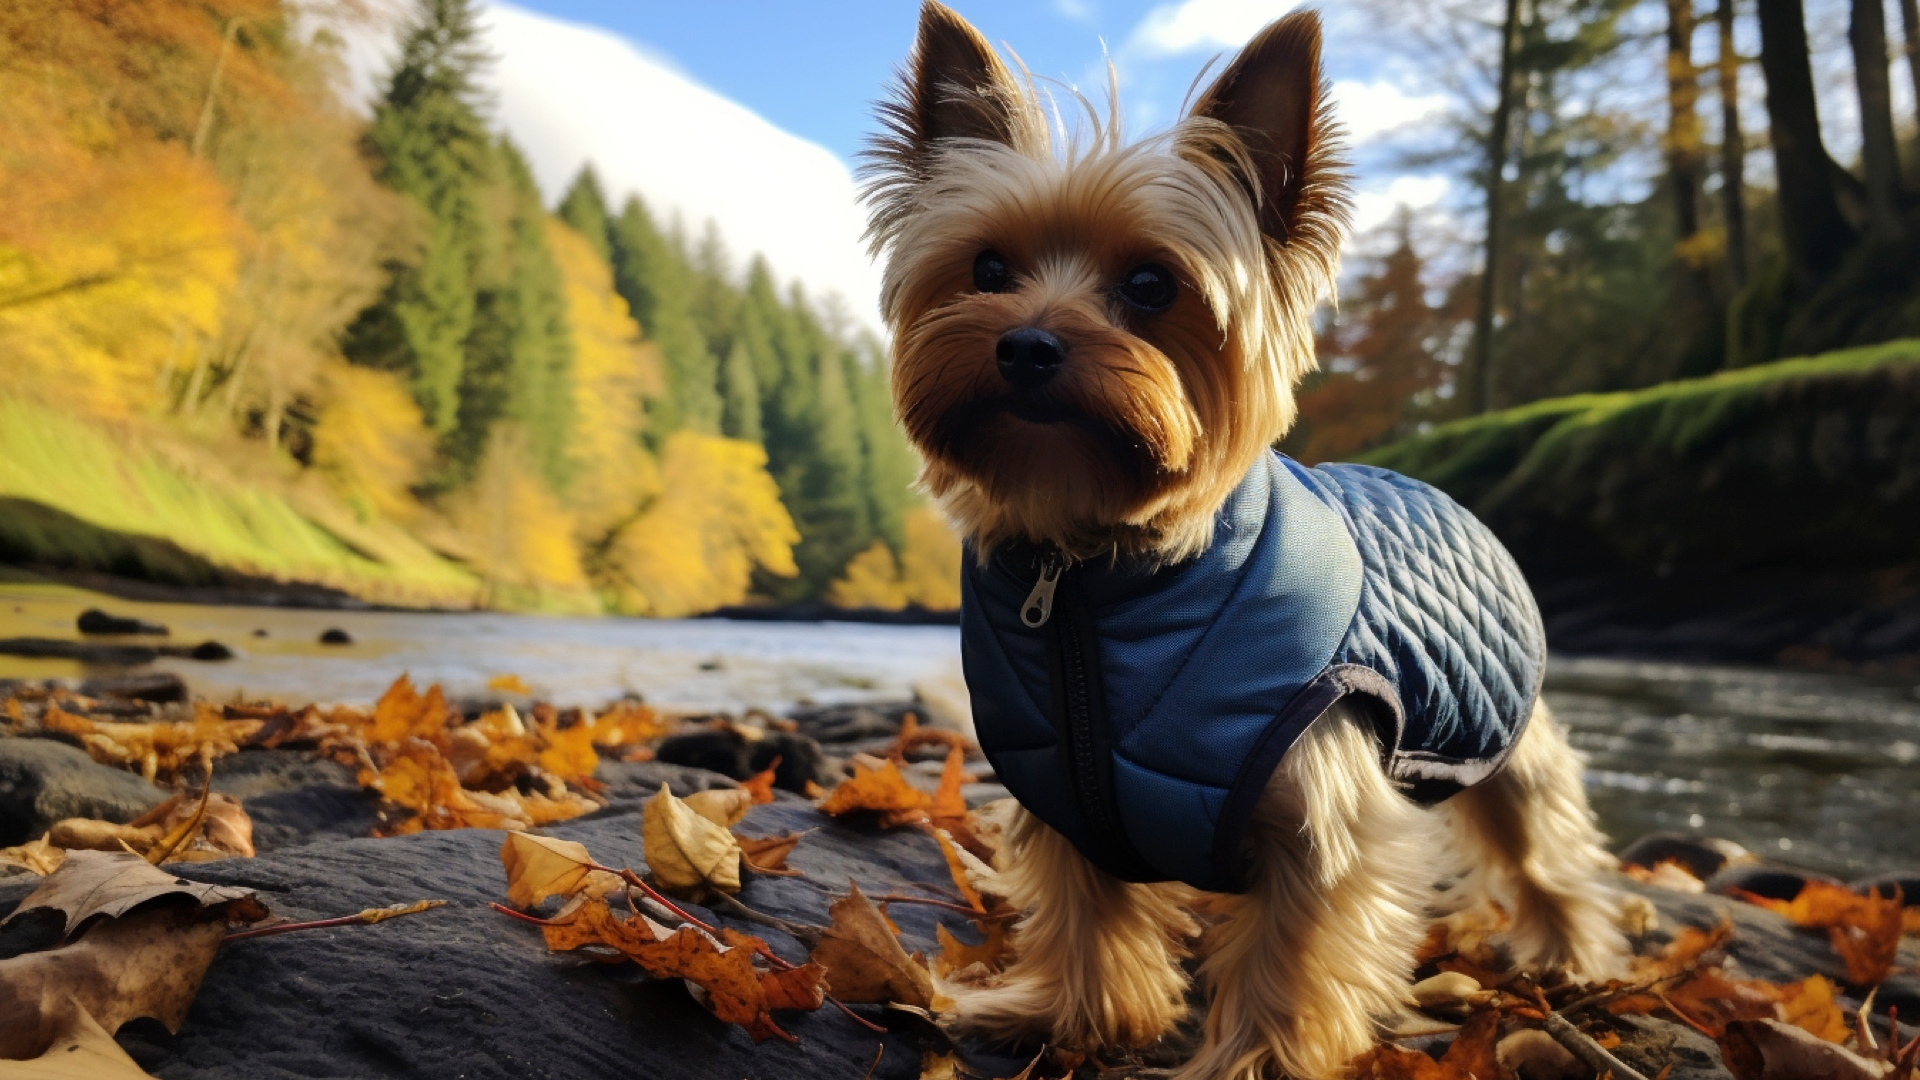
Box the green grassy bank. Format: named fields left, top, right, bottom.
left=0, top=398, right=480, bottom=608
left=1361, top=339, right=1920, bottom=578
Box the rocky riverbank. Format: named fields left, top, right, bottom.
left=4, top=675, right=1919, bottom=1078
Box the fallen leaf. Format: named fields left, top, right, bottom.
left=642, top=784, right=741, bottom=896
left=2, top=850, right=265, bottom=936
left=932, top=829, right=987, bottom=913
left=1437, top=1008, right=1501, bottom=1079
left=818, top=759, right=930, bottom=827
left=1718, top=1018, right=1894, bottom=1080
left=927, top=746, right=968, bottom=826
left=1, top=1003, right=162, bottom=1079
left=1495, top=1030, right=1583, bottom=1080
left=48, top=818, right=160, bottom=855
left=933, top=920, right=1011, bottom=978
left=810, top=882, right=935, bottom=1007
left=685, top=787, right=754, bottom=828
left=0, top=833, right=65, bottom=876
left=539, top=897, right=824, bottom=1042
left=742, top=759, right=779, bottom=805
left=487, top=674, right=532, bottom=695
left=1779, top=975, right=1851, bottom=1043
left=1625, top=859, right=1707, bottom=893
left=1410, top=971, right=1498, bottom=1011
left=41, top=704, right=262, bottom=783
left=736, top=830, right=807, bottom=877
left=0, top=904, right=233, bottom=1058
left=1740, top=882, right=1904, bottom=986
left=532, top=707, right=600, bottom=786
left=499, top=833, right=621, bottom=908
left=1344, top=1042, right=1452, bottom=1079
left=918, top=1051, right=962, bottom=1080
left=125, top=791, right=255, bottom=859
left=367, top=675, right=455, bottom=745
left=590, top=700, right=672, bottom=748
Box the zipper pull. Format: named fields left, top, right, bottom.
left=1021, top=552, right=1064, bottom=628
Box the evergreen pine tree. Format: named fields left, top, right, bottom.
left=341, top=0, right=493, bottom=436
left=451, top=139, right=574, bottom=486
left=555, top=164, right=613, bottom=266
left=719, top=331, right=764, bottom=444
left=606, top=196, right=721, bottom=436
left=846, top=336, right=917, bottom=551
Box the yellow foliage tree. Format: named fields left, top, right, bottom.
left=446, top=425, right=591, bottom=608
left=826, top=507, right=961, bottom=612
left=897, top=507, right=962, bottom=610
left=544, top=220, right=662, bottom=541
left=310, top=361, right=435, bottom=522
left=598, top=433, right=800, bottom=618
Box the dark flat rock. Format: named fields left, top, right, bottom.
left=0, top=736, right=167, bottom=845
left=0, top=798, right=962, bottom=1080
left=77, top=608, right=169, bottom=636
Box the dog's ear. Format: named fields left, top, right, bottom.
left=1188, top=12, right=1347, bottom=252
left=905, top=2, right=1023, bottom=151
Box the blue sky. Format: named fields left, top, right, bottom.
left=504, top=1, right=1451, bottom=178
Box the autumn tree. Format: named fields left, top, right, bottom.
left=343, top=0, right=494, bottom=436
left=606, top=192, right=722, bottom=437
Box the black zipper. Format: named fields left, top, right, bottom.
left=1029, top=551, right=1154, bottom=880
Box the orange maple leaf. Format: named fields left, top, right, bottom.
left=817, top=759, right=931, bottom=827
left=1737, top=881, right=1905, bottom=986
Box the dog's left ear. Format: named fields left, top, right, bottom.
left=1188, top=12, right=1347, bottom=255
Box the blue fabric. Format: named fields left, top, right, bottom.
left=961, top=451, right=1546, bottom=892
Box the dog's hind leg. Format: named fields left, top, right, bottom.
left=941, top=810, right=1193, bottom=1049
left=1443, top=700, right=1627, bottom=981
left=1178, top=702, right=1433, bottom=1080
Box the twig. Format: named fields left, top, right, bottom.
left=861, top=1042, right=885, bottom=1080
left=1655, top=993, right=1718, bottom=1039
left=709, top=892, right=826, bottom=946
left=1542, top=1012, right=1652, bottom=1080
left=225, top=900, right=445, bottom=942
left=869, top=893, right=1014, bottom=919
left=148, top=762, right=213, bottom=865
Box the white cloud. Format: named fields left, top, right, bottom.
left=1330, top=79, right=1449, bottom=145
left=330, top=1, right=884, bottom=333
left=1126, top=0, right=1299, bottom=57
left=1349, top=174, right=1450, bottom=235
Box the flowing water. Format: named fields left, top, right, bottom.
left=3, top=581, right=1915, bottom=879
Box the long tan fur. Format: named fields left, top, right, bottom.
left=868, top=5, right=1625, bottom=1077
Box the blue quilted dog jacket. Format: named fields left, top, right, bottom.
left=960, top=452, right=1546, bottom=893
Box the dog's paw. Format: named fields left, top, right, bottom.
left=938, top=967, right=1187, bottom=1050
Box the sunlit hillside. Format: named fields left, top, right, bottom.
left=0, top=0, right=957, bottom=615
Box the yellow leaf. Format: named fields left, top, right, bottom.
left=487, top=674, right=532, bottom=695
left=684, top=787, right=753, bottom=828
left=641, top=784, right=741, bottom=896
left=499, top=833, right=621, bottom=909
left=2, top=1003, right=161, bottom=1079
left=817, top=759, right=931, bottom=827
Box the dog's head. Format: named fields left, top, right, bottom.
left=863, top=2, right=1349, bottom=561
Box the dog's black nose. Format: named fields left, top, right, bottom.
left=996, top=327, right=1066, bottom=388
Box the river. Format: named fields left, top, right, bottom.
left=3, top=580, right=1915, bottom=880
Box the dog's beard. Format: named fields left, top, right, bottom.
left=929, top=392, right=1172, bottom=505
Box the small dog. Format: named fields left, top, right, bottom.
left=862, top=5, right=1627, bottom=1078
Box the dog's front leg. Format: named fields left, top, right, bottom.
left=941, top=809, right=1193, bottom=1050
left=1180, top=704, right=1433, bottom=1080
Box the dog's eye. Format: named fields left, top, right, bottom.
left=1117, top=263, right=1177, bottom=313
left=973, top=250, right=1014, bottom=294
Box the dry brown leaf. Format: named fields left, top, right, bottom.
left=918, top=1051, right=962, bottom=1080
left=367, top=674, right=454, bottom=745
left=927, top=746, right=968, bottom=827
left=810, top=882, right=935, bottom=1007
left=1438, top=1009, right=1501, bottom=1079
left=0, top=904, right=231, bottom=1058
left=932, top=829, right=987, bottom=913
left=41, top=704, right=262, bottom=783
left=487, top=674, right=533, bottom=695
left=933, top=920, right=1011, bottom=978
left=0, top=833, right=65, bottom=876
left=124, top=791, right=255, bottom=859
left=48, top=818, right=160, bottom=855
left=817, top=759, right=930, bottom=827
left=1739, top=882, right=1905, bottom=986
left=1779, top=975, right=1851, bottom=1043
left=538, top=897, right=825, bottom=1042
left=1624, top=859, right=1707, bottom=893
left=736, top=830, right=807, bottom=877
left=2, top=850, right=265, bottom=936
left=590, top=700, right=672, bottom=748
left=532, top=708, right=599, bottom=786
left=685, top=787, right=754, bottom=828
left=1718, top=1018, right=1895, bottom=1080
left=742, top=760, right=779, bottom=805
left=1344, top=1043, right=1452, bottom=1079
left=499, top=832, right=621, bottom=908
left=1, top=1003, right=163, bottom=1079
left=641, top=784, right=741, bottom=896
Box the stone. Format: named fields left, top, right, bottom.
left=75, top=673, right=189, bottom=704
left=1703, top=862, right=1846, bottom=902
left=318, top=628, right=354, bottom=646
left=653, top=729, right=837, bottom=793
left=76, top=608, right=169, bottom=636
left=0, top=637, right=158, bottom=665
left=0, top=736, right=167, bottom=845
left=1616, top=832, right=1753, bottom=880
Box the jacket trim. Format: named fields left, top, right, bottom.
left=1206, top=664, right=1404, bottom=892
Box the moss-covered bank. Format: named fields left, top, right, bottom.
left=1360, top=340, right=1920, bottom=665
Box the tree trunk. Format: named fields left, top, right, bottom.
left=1901, top=0, right=1920, bottom=146
left=1754, top=0, right=1856, bottom=281
left=1718, top=0, right=1750, bottom=287
left=1467, top=0, right=1525, bottom=415
left=1667, top=0, right=1706, bottom=245
left=1850, top=0, right=1905, bottom=233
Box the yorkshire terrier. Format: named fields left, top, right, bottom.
left=862, top=5, right=1627, bottom=1078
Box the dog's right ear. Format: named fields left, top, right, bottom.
left=902, top=2, right=1023, bottom=154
